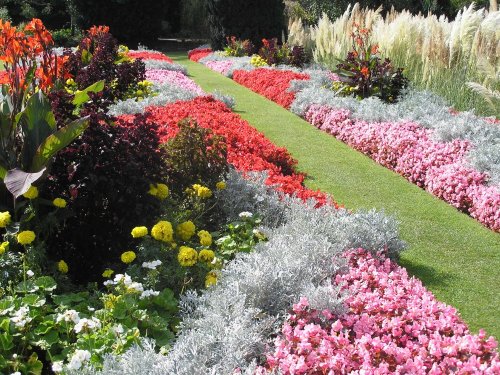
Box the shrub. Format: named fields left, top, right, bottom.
left=162, top=119, right=228, bottom=196
left=41, top=116, right=167, bottom=283
left=259, top=37, right=308, bottom=67
left=223, top=36, right=254, bottom=57
left=334, top=26, right=407, bottom=103
left=51, top=27, right=83, bottom=47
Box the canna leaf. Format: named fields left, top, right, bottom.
left=4, top=168, right=46, bottom=199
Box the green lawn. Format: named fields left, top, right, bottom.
left=167, top=52, right=500, bottom=338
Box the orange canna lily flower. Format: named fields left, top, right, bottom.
left=360, top=66, right=370, bottom=78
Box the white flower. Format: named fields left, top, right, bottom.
left=74, top=317, right=101, bottom=333
left=239, top=211, right=253, bottom=218
left=103, top=280, right=113, bottom=286
left=52, top=361, right=64, bottom=372
left=140, top=289, right=160, bottom=299
left=11, top=306, right=32, bottom=328
left=127, top=282, right=144, bottom=293
left=26, top=270, right=34, bottom=277
left=11, top=372, right=21, bottom=375
left=142, top=260, right=162, bottom=270
left=112, top=324, right=124, bottom=335
left=87, top=306, right=95, bottom=312
left=56, top=309, right=80, bottom=324
left=67, top=349, right=91, bottom=370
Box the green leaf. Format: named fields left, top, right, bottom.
left=34, top=276, right=57, bottom=292
left=0, top=332, right=13, bottom=350
left=72, top=80, right=105, bottom=106
left=18, top=90, right=56, bottom=170
left=22, top=294, right=46, bottom=307
left=153, top=289, right=177, bottom=313
left=0, top=318, right=10, bottom=332
left=26, top=352, right=43, bottom=375
left=42, top=330, right=59, bottom=346
left=4, top=168, right=46, bottom=199
left=34, top=321, right=54, bottom=336
left=31, top=116, right=89, bottom=172
left=81, top=49, right=93, bottom=65
left=52, top=292, right=88, bottom=306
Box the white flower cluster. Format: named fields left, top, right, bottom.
left=238, top=211, right=253, bottom=218
left=140, top=290, right=160, bottom=299
left=56, top=309, right=80, bottom=324
left=11, top=306, right=32, bottom=329
left=74, top=317, right=101, bottom=334
left=142, top=260, right=162, bottom=270
left=67, top=349, right=91, bottom=370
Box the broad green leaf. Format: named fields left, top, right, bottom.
left=0, top=332, right=13, bottom=350
left=0, top=318, right=10, bottom=331
left=22, top=294, right=46, bottom=307
left=72, top=80, right=105, bottom=106
left=31, top=116, right=89, bottom=172
left=0, top=165, right=6, bottom=179
left=18, top=90, right=56, bottom=170
left=153, top=288, right=177, bottom=313
left=81, top=49, right=93, bottom=65
left=4, top=168, right=46, bottom=199
left=34, top=276, right=57, bottom=292
left=26, top=352, right=43, bottom=375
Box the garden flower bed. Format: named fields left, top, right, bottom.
left=0, top=22, right=498, bottom=374
left=190, top=47, right=500, bottom=233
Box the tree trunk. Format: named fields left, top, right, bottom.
left=491, top=0, right=498, bottom=12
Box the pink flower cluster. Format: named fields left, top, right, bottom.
left=205, top=60, right=234, bottom=76
left=305, top=104, right=500, bottom=231
left=145, top=69, right=204, bottom=95
left=265, top=249, right=500, bottom=374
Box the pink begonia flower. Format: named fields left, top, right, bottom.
left=145, top=69, right=204, bottom=95
left=262, top=249, right=500, bottom=374
left=304, top=104, right=500, bottom=232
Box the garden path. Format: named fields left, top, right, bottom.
left=167, top=51, right=500, bottom=338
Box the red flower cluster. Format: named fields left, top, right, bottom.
left=127, top=51, right=173, bottom=63
left=233, top=69, right=309, bottom=108
left=188, top=48, right=213, bottom=62
left=118, top=96, right=334, bottom=206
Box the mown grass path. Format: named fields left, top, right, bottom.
left=167, top=51, right=500, bottom=338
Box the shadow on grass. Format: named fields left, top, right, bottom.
left=399, top=258, right=457, bottom=288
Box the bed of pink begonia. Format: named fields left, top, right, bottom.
left=263, top=249, right=500, bottom=374
left=205, top=60, right=234, bottom=76
left=305, top=104, right=500, bottom=232
left=145, top=69, right=205, bottom=95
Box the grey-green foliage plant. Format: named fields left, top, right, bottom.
left=77, top=169, right=405, bottom=374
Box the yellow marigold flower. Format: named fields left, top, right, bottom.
left=177, top=246, right=197, bottom=267
left=216, top=181, right=226, bottom=190
left=148, top=184, right=158, bottom=197
left=176, top=221, right=196, bottom=241
left=199, top=249, right=215, bottom=263
left=23, top=186, right=38, bottom=200
left=0, top=241, right=9, bottom=255
left=151, top=220, right=173, bottom=242
left=131, top=226, right=148, bottom=238
left=156, top=183, right=169, bottom=200
left=58, top=260, right=69, bottom=274
left=17, top=230, right=36, bottom=245
left=0, top=211, right=11, bottom=228
left=121, top=251, right=136, bottom=264
left=53, top=198, right=67, bottom=208
left=192, top=184, right=212, bottom=199
left=205, top=271, right=218, bottom=287
left=102, top=269, right=114, bottom=278
left=198, top=230, right=212, bottom=247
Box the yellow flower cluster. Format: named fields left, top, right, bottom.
left=198, top=230, right=212, bottom=247
left=216, top=181, right=226, bottom=190
left=176, top=221, right=196, bottom=241
left=148, top=183, right=169, bottom=200
left=0, top=241, right=9, bottom=255
left=205, top=271, right=218, bottom=287
left=53, top=198, right=67, bottom=208
left=23, top=186, right=38, bottom=200
left=198, top=249, right=215, bottom=263
left=17, top=230, right=36, bottom=245
left=136, top=80, right=155, bottom=100
left=131, top=226, right=148, bottom=238
left=0, top=211, right=11, bottom=228
left=250, top=55, right=268, bottom=67
left=177, top=246, right=198, bottom=267
left=151, top=221, right=173, bottom=242
left=192, top=184, right=212, bottom=199
left=58, top=260, right=69, bottom=274
left=102, top=269, right=114, bottom=278
left=121, top=251, right=136, bottom=264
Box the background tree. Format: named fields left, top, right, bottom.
left=206, top=0, right=285, bottom=50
